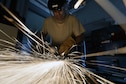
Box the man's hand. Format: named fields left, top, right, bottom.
left=58, top=37, right=76, bottom=55
left=49, top=46, right=58, bottom=55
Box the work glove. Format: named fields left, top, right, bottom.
left=59, top=36, right=76, bottom=55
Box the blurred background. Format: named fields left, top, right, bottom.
left=0, top=0, right=126, bottom=83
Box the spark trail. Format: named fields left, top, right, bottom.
left=0, top=2, right=119, bottom=84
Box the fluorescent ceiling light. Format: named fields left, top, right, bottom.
left=74, top=0, right=84, bottom=9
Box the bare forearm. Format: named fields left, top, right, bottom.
left=41, top=32, right=47, bottom=41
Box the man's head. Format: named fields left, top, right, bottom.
left=48, top=0, right=67, bottom=22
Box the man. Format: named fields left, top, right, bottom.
left=42, top=0, right=85, bottom=55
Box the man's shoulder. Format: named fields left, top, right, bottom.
left=68, top=14, right=76, bottom=18
left=67, top=14, right=78, bottom=21
left=44, top=16, right=53, bottom=22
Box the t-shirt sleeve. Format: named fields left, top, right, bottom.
left=72, top=16, right=85, bottom=37
left=42, top=20, right=48, bottom=35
